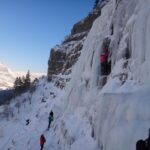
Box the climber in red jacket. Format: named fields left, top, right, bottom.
left=100, top=39, right=110, bottom=75
left=40, top=134, right=46, bottom=150
left=100, top=50, right=109, bottom=63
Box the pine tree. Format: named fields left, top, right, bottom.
left=18, top=77, right=23, bottom=87
left=25, top=70, right=31, bottom=89
left=14, top=77, right=23, bottom=89
left=13, top=70, right=31, bottom=96
left=21, top=76, right=26, bottom=84
left=14, top=77, right=24, bottom=96
left=14, top=77, right=19, bottom=89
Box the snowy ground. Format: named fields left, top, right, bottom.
left=1, top=0, right=150, bottom=150
left=0, top=77, right=65, bottom=150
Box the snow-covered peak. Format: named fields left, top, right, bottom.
left=0, top=63, right=45, bottom=90
left=0, top=63, right=16, bottom=89
left=0, top=63, right=16, bottom=78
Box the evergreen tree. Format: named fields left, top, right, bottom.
left=21, top=76, right=26, bottom=84
left=25, top=70, right=31, bottom=89
left=14, top=77, right=19, bottom=89
left=18, top=77, right=23, bottom=86
left=14, top=77, right=23, bottom=89
left=14, top=77, right=24, bottom=96
left=13, top=70, right=31, bottom=96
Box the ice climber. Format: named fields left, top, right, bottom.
left=100, top=38, right=111, bottom=76
left=40, top=134, right=46, bottom=150
left=48, top=111, right=54, bottom=130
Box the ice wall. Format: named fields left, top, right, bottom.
left=131, top=0, right=150, bottom=83
left=64, top=0, right=113, bottom=112
left=62, top=0, right=150, bottom=149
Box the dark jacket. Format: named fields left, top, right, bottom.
left=49, top=115, right=54, bottom=122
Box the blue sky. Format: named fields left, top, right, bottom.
left=0, top=0, right=94, bottom=73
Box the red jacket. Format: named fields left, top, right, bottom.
left=40, top=135, right=46, bottom=145
left=100, top=51, right=109, bottom=63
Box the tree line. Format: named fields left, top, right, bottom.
left=14, top=70, right=31, bottom=96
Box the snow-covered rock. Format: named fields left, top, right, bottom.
left=47, top=5, right=102, bottom=80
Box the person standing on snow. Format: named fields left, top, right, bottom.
left=48, top=111, right=54, bottom=130
left=40, top=134, right=46, bottom=150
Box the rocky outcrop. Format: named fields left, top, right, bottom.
left=47, top=6, right=102, bottom=81
left=62, top=41, right=83, bottom=74
left=48, top=49, right=66, bottom=80
left=63, top=32, right=88, bottom=44
left=47, top=35, right=84, bottom=81
left=71, top=8, right=101, bottom=35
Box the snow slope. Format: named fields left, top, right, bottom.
left=1, top=0, right=150, bottom=150
left=0, top=77, right=66, bottom=150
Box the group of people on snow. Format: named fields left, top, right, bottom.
left=39, top=110, right=150, bottom=150
left=39, top=110, right=54, bottom=150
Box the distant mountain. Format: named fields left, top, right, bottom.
left=0, top=63, right=16, bottom=90
left=0, top=63, right=45, bottom=90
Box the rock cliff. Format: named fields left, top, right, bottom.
left=47, top=5, right=102, bottom=81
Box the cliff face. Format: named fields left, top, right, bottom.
left=71, top=8, right=101, bottom=35
left=47, top=6, right=102, bottom=81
